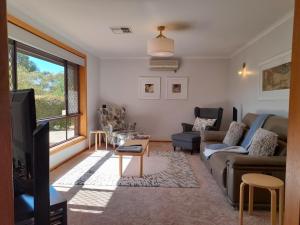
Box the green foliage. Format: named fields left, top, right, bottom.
left=17, top=53, right=38, bottom=72
left=17, top=54, right=66, bottom=130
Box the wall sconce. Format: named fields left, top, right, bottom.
left=238, top=62, right=247, bottom=77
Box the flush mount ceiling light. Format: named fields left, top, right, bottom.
left=147, top=26, right=174, bottom=57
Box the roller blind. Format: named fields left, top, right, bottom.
left=7, top=22, right=85, bottom=66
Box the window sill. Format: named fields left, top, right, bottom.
left=50, top=136, right=86, bottom=155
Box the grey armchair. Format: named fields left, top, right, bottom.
left=182, top=107, right=223, bottom=132
left=171, top=107, right=223, bottom=154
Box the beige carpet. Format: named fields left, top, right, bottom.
left=51, top=143, right=272, bottom=225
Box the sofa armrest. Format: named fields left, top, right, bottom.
left=227, top=155, right=286, bottom=168
left=201, top=130, right=227, bottom=142
left=182, top=123, right=193, bottom=132
left=225, top=155, right=286, bottom=207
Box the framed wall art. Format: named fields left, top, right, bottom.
left=138, top=77, right=161, bottom=99
left=166, top=77, right=188, bottom=100
left=259, top=50, right=291, bottom=100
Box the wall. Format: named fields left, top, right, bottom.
left=228, top=15, right=294, bottom=118
left=7, top=6, right=100, bottom=169
left=99, top=58, right=230, bottom=140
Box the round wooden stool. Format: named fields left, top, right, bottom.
left=239, top=173, right=284, bottom=225
left=89, top=130, right=108, bottom=150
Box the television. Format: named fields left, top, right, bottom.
left=11, top=89, right=50, bottom=224
left=11, top=89, right=36, bottom=182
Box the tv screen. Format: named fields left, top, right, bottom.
left=11, top=89, right=36, bottom=183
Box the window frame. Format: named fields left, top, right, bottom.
left=9, top=39, right=81, bottom=147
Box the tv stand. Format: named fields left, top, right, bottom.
left=15, top=186, right=67, bottom=225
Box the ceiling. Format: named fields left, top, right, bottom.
left=7, top=0, right=294, bottom=58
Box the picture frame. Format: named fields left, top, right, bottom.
left=138, top=77, right=161, bottom=99
left=258, top=50, right=291, bottom=100
left=166, top=77, right=188, bottom=99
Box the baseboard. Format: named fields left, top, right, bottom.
left=150, top=139, right=171, bottom=142
left=50, top=148, right=88, bottom=171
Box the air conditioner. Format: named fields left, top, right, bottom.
left=149, top=58, right=179, bottom=72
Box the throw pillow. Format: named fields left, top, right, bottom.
left=192, top=117, right=216, bottom=132
left=248, top=128, right=278, bottom=156
left=223, top=121, right=246, bottom=146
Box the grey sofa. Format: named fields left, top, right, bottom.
left=171, top=107, right=223, bottom=154
left=200, top=113, right=287, bottom=208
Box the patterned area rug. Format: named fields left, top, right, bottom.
left=53, top=150, right=199, bottom=188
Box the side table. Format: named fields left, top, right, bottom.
left=239, top=173, right=284, bottom=225
left=89, top=130, right=108, bottom=150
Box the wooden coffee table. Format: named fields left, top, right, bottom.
left=115, top=139, right=149, bottom=177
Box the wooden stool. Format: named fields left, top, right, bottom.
left=89, top=130, right=108, bottom=150
left=239, top=173, right=284, bottom=225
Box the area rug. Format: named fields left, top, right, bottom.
left=53, top=150, right=199, bottom=188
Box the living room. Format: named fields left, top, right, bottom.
left=1, top=0, right=300, bottom=225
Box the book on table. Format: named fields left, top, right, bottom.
left=117, top=144, right=143, bottom=153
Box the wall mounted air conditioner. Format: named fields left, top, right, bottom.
left=149, top=58, right=180, bottom=72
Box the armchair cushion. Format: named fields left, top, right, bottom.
left=192, top=117, right=216, bottom=132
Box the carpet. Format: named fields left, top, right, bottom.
left=53, top=150, right=199, bottom=188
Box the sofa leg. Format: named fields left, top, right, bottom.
left=173, top=146, right=176, bottom=151
left=191, top=149, right=193, bottom=155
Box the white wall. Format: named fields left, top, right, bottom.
left=228, top=16, right=294, bottom=118
left=99, top=58, right=230, bottom=140
left=7, top=7, right=100, bottom=169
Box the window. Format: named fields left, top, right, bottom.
left=8, top=40, right=80, bottom=147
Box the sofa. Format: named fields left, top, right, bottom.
left=200, top=113, right=287, bottom=208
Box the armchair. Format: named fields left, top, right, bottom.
left=171, top=107, right=223, bottom=154
left=98, top=104, right=137, bottom=147
left=181, top=107, right=223, bottom=132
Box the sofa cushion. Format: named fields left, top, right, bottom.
left=171, top=132, right=200, bottom=142
left=248, top=128, right=278, bottom=156
left=223, top=122, right=246, bottom=146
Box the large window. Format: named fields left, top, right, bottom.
left=8, top=40, right=80, bottom=147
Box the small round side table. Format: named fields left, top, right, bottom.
left=239, top=173, right=284, bottom=225
left=89, top=130, right=108, bottom=150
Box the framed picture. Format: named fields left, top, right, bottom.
left=138, top=77, right=161, bottom=99
left=259, top=50, right=291, bottom=100
left=166, top=77, right=188, bottom=99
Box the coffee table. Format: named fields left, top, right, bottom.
left=115, top=139, right=150, bottom=177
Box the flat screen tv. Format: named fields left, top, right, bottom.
left=11, top=89, right=50, bottom=224
left=11, top=89, right=36, bottom=193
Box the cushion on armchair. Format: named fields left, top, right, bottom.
left=192, top=117, right=216, bottom=132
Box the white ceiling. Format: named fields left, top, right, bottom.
left=7, top=0, right=294, bottom=58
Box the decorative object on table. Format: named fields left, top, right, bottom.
left=53, top=150, right=199, bottom=188
left=171, top=107, right=223, bottom=154
left=98, top=104, right=137, bottom=148
left=138, top=77, right=161, bottom=99
left=259, top=50, right=291, bottom=100
left=89, top=130, right=108, bottom=150
left=239, top=173, right=284, bottom=225
left=147, top=26, right=174, bottom=57
left=248, top=128, right=278, bottom=156
left=132, top=134, right=151, bottom=140
left=166, top=77, right=188, bottom=99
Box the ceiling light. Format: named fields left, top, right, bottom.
left=147, top=26, right=174, bottom=57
